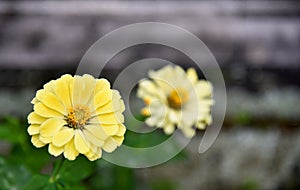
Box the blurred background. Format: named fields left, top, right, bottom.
left=0, top=0, right=300, bottom=190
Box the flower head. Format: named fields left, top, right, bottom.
left=27, top=74, right=126, bottom=161
left=137, top=65, right=213, bottom=138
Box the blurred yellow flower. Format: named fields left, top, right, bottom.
left=137, top=65, right=213, bottom=138
left=27, top=74, right=126, bottom=161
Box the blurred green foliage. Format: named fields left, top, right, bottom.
left=124, top=130, right=169, bottom=148
left=0, top=116, right=187, bottom=190
left=150, top=179, right=177, bottom=190
left=123, top=114, right=169, bottom=148
left=87, top=160, right=135, bottom=190
left=0, top=117, right=50, bottom=173
left=238, top=179, right=259, bottom=190
left=0, top=156, right=31, bottom=190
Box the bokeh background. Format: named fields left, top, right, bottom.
left=0, top=0, right=300, bottom=190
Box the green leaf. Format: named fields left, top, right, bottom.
left=69, top=184, right=87, bottom=190
left=58, top=182, right=87, bottom=190
left=124, top=130, right=169, bottom=148
left=0, top=117, right=25, bottom=144
left=0, top=117, right=51, bottom=173
left=114, top=166, right=134, bottom=190
left=0, top=156, right=32, bottom=190
left=23, top=175, right=50, bottom=190
left=58, top=156, right=96, bottom=182
left=44, top=183, right=56, bottom=190
left=89, top=160, right=135, bottom=190
left=9, top=144, right=51, bottom=173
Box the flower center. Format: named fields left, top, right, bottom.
left=167, top=88, right=189, bottom=110
left=67, top=105, right=91, bottom=129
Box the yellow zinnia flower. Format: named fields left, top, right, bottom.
left=137, top=65, right=213, bottom=138
left=27, top=74, right=126, bottom=161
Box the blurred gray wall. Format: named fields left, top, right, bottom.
left=0, top=0, right=300, bottom=70
left=0, top=1, right=300, bottom=190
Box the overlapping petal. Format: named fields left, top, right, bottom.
left=27, top=74, right=126, bottom=161
left=137, top=65, right=213, bottom=138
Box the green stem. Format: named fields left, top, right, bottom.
left=50, top=157, right=65, bottom=182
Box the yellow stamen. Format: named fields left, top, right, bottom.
left=144, top=98, right=151, bottom=105
left=167, top=88, right=189, bottom=109
left=141, top=107, right=151, bottom=116
left=67, top=105, right=91, bottom=129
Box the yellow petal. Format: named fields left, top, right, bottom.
left=35, top=89, right=46, bottom=102
left=54, top=76, right=72, bottom=108
left=168, top=110, right=180, bottom=123
left=52, top=127, right=74, bottom=147
left=83, top=129, right=104, bottom=147
left=163, top=124, right=175, bottom=135
left=180, top=126, right=195, bottom=138
left=85, top=148, right=102, bottom=161
left=98, top=112, right=124, bottom=124
left=39, top=118, right=66, bottom=137
left=81, top=74, right=96, bottom=105
left=72, top=76, right=85, bottom=105
left=39, top=91, right=66, bottom=115
left=118, top=100, right=125, bottom=113
left=60, top=74, right=73, bottom=83
left=27, top=112, right=47, bottom=124
left=64, top=137, right=79, bottom=160
left=85, top=125, right=108, bottom=140
left=31, top=135, right=46, bottom=148
left=69, top=78, right=75, bottom=105
left=187, top=68, right=198, bottom=83
left=85, top=149, right=96, bottom=158
left=93, top=89, right=113, bottom=110
left=151, top=79, right=172, bottom=95
left=89, top=143, right=98, bottom=154
left=101, top=124, right=119, bottom=136
left=39, top=135, right=52, bottom=144
left=205, top=115, right=212, bottom=125
left=74, top=130, right=90, bottom=154
left=196, top=122, right=206, bottom=130
left=93, top=91, right=125, bottom=115
left=95, top=79, right=110, bottom=93
left=27, top=124, right=40, bottom=135
left=112, top=136, right=124, bottom=146
left=195, top=81, right=213, bottom=97
left=34, top=103, right=63, bottom=118
left=43, top=80, right=56, bottom=92
left=31, top=97, right=39, bottom=104
left=112, top=90, right=124, bottom=112
left=102, top=137, right=118, bottom=153
left=48, top=143, right=64, bottom=156
left=93, top=101, right=119, bottom=115
left=91, top=149, right=102, bottom=161
left=88, top=117, right=101, bottom=124
left=116, top=124, right=126, bottom=136
left=137, top=79, right=165, bottom=100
